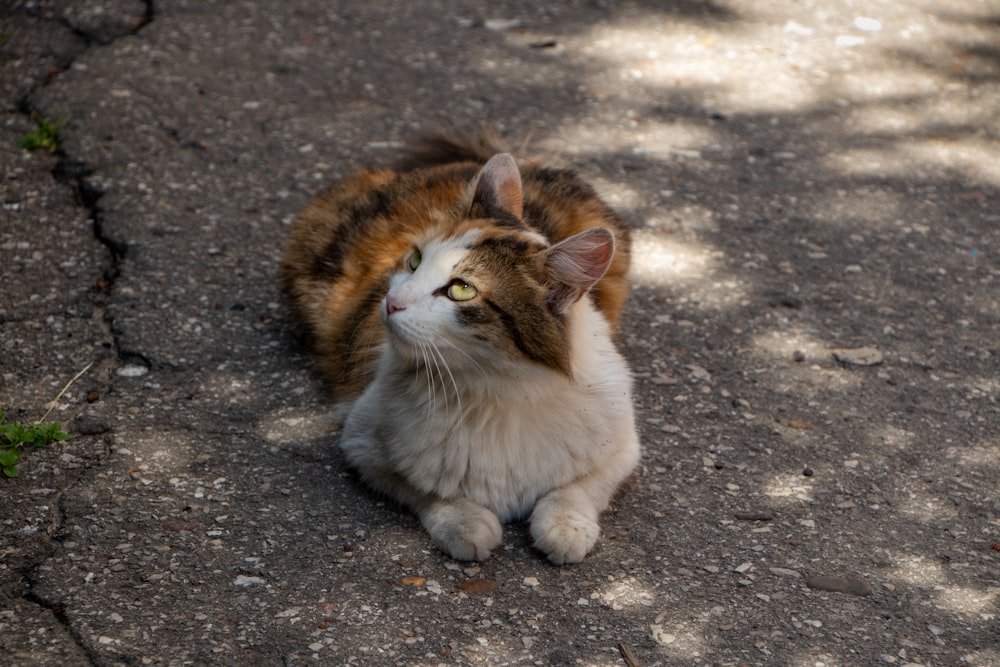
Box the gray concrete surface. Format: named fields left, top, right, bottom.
left=2, top=1, right=999, bottom=665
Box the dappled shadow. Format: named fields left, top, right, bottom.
left=416, top=2, right=1000, bottom=663
left=624, top=0, right=741, bottom=22
left=11, top=0, right=999, bottom=663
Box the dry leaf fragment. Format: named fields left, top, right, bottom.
left=163, top=520, right=198, bottom=532
left=401, top=576, right=426, bottom=587
left=805, top=575, right=872, bottom=597
left=457, top=579, right=497, bottom=595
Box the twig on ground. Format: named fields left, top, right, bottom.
left=38, top=361, right=94, bottom=424
left=618, top=642, right=641, bottom=667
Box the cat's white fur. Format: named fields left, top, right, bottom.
left=339, top=231, right=640, bottom=564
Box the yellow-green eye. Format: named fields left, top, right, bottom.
left=407, top=249, right=421, bottom=271
left=447, top=281, right=478, bottom=301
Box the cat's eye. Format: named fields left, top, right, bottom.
left=406, top=249, right=421, bottom=271
left=447, top=280, right=478, bottom=301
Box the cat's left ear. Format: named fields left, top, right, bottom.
left=469, top=153, right=523, bottom=220
left=540, top=228, right=615, bottom=313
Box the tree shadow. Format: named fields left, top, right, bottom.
left=15, top=0, right=999, bottom=664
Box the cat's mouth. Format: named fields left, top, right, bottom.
left=383, top=314, right=458, bottom=366
left=382, top=314, right=421, bottom=353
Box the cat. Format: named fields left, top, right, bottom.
left=280, top=134, right=640, bottom=563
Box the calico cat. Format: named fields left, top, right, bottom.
left=281, top=135, right=640, bottom=563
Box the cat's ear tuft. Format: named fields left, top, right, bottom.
left=541, top=228, right=616, bottom=313
left=469, top=153, right=523, bottom=220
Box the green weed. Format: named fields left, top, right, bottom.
left=0, top=409, right=71, bottom=478
left=19, top=113, right=63, bottom=153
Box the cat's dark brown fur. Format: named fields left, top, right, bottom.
left=281, top=135, right=630, bottom=399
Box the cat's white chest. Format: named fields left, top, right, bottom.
left=390, top=380, right=619, bottom=520
left=339, top=299, right=637, bottom=523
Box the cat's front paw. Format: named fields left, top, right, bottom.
left=422, top=498, right=502, bottom=561
left=530, top=494, right=600, bottom=565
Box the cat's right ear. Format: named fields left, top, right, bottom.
left=540, top=228, right=616, bottom=314
left=469, top=153, right=523, bottom=220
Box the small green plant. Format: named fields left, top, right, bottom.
left=0, top=409, right=70, bottom=478
left=19, top=113, right=63, bottom=153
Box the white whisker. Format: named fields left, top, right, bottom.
left=426, top=340, right=452, bottom=413
left=418, top=341, right=440, bottom=421
left=436, top=337, right=487, bottom=376
left=428, top=339, right=463, bottom=422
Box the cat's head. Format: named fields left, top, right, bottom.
left=380, top=154, right=615, bottom=376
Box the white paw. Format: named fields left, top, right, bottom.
left=422, top=498, right=502, bottom=561
left=530, top=498, right=600, bottom=565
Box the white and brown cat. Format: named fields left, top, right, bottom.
left=281, top=135, right=640, bottom=563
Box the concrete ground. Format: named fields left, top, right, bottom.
left=2, top=1, right=998, bottom=665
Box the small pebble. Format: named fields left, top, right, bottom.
left=785, top=21, right=814, bottom=36
left=483, top=18, right=523, bottom=31
left=234, top=575, right=266, bottom=587
left=831, top=346, right=883, bottom=366
left=650, top=625, right=676, bottom=645
left=836, top=35, right=866, bottom=46
left=854, top=16, right=882, bottom=31
left=769, top=567, right=802, bottom=578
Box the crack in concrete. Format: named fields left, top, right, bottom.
left=21, top=586, right=102, bottom=667
left=22, top=0, right=155, bottom=48
left=51, top=156, right=126, bottom=275
left=10, top=2, right=159, bottom=661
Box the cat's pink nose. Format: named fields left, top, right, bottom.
left=385, top=295, right=405, bottom=315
